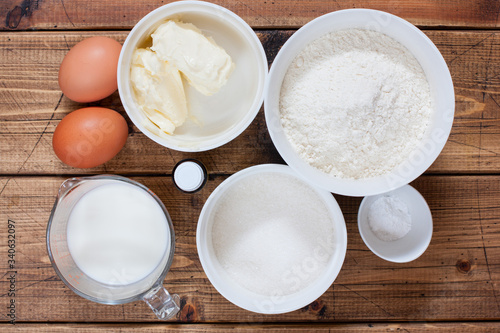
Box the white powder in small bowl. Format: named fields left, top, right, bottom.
left=211, top=172, right=336, bottom=297
left=368, top=195, right=411, bottom=242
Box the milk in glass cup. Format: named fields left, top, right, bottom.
left=46, top=175, right=180, bottom=320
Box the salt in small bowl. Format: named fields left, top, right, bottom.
left=357, top=184, right=432, bottom=263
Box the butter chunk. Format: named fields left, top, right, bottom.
left=130, top=48, right=188, bottom=134
left=151, top=20, right=235, bottom=96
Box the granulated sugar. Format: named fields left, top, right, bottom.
left=279, top=29, right=432, bottom=179
left=211, top=172, right=335, bottom=296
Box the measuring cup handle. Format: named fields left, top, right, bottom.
left=143, top=285, right=180, bottom=320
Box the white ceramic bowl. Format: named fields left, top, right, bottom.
left=118, top=1, right=268, bottom=152
left=357, top=185, right=433, bottom=263
left=264, top=9, right=455, bottom=196
left=197, top=164, right=347, bottom=314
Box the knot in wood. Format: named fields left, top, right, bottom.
left=456, top=259, right=471, bottom=273
left=179, top=302, right=197, bottom=322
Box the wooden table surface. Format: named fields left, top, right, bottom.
left=1, top=0, right=500, bottom=331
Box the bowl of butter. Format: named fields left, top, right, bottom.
left=118, top=1, right=268, bottom=152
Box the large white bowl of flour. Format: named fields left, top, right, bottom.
left=264, top=9, right=454, bottom=196
left=197, top=164, right=347, bottom=314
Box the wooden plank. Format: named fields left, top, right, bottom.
left=2, top=0, right=500, bottom=30
left=0, top=175, right=499, bottom=322
left=1, top=322, right=500, bottom=332
left=1, top=30, right=500, bottom=175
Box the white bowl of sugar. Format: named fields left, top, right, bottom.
left=197, top=164, right=347, bottom=314
left=264, top=9, right=455, bottom=196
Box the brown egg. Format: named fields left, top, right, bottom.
left=53, top=107, right=129, bottom=168
left=58, top=37, right=122, bottom=103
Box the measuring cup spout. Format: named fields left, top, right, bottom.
left=143, top=285, right=180, bottom=320
left=57, top=177, right=82, bottom=198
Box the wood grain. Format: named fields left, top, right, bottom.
left=1, top=30, right=500, bottom=175
left=1, top=322, right=500, bottom=332
left=2, top=0, right=500, bottom=31
left=0, top=175, right=499, bottom=322
left=2, top=1, right=500, bottom=328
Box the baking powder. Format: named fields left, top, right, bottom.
left=368, top=195, right=412, bottom=242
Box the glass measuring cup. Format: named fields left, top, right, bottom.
left=46, top=175, right=180, bottom=320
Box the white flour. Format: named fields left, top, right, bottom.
left=280, top=29, right=432, bottom=179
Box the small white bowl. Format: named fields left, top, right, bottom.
left=357, top=185, right=432, bottom=263
left=264, top=9, right=454, bottom=196
left=118, top=1, right=268, bottom=152
left=197, top=164, right=347, bottom=314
